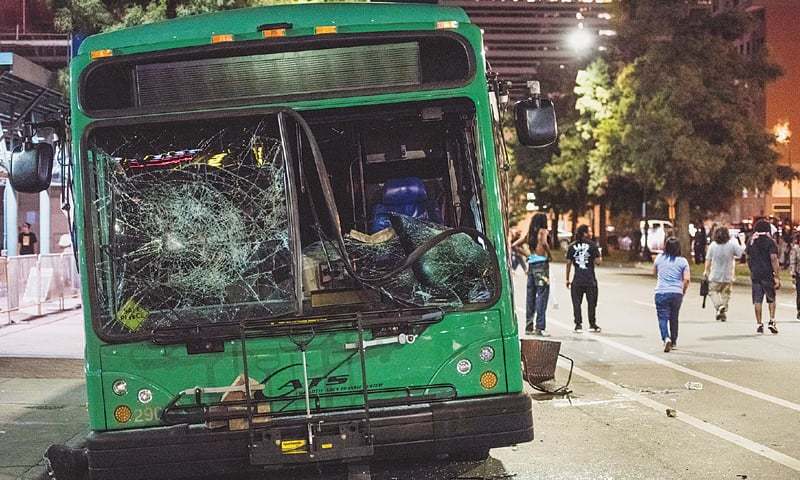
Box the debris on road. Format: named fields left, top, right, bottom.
left=666, top=408, right=678, bottom=418
left=684, top=382, right=704, bottom=390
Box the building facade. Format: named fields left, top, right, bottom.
left=439, top=0, right=613, bottom=98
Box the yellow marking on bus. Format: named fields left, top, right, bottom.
left=281, top=439, right=307, bottom=454
left=116, top=298, right=149, bottom=332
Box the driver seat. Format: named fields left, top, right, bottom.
left=370, top=177, right=441, bottom=233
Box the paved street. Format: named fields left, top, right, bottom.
left=1, top=263, right=799, bottom=479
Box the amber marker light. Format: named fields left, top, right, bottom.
left=262, top=28, right=286, bottom=38
left=114, top=405, right=133, bottom=423
left=211, top=34, right=234, bottom=44
left=480, top=371, right=498, bottom=390
left=90, top=49, right=113, bottom=60
left=314, top=26, right=337, bottom=35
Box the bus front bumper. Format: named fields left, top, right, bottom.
left=85, top=393, right=533, bottom=480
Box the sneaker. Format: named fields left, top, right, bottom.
left=796, top=311, right=800, bottom=321
left=756, top=324, right=764, bottom=334
left=664, top=338, right=672, bottom=353
left=589, top=325, right=602, bottom=333
left=574, top=324, right=583, bottom=333
left=719, top=312, right=726, bottom=322
left=768, top=320, right=778, bottom=334
left=534, top=329, right=550, bottom=337
left=715, top=312, right=723, bottom=321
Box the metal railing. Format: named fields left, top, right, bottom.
left=0, top=252, right=81, bottom=325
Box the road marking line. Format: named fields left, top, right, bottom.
left=549, top=397, right=631, bottom=408
left=548, top=318, right=800, bottom=413
left=632, top=300, right=656, bottom=309
left=564, top=361, right=800, bottom=473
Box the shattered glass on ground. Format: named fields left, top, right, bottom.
left=91, top=120, right=296, bottom=335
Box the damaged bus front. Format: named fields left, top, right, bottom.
left=8, top=4, right=557, bottom=479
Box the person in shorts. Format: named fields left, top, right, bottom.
left=746, top=220, right=780, bottom=334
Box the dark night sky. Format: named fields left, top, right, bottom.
left=757, top=0, right=800, bottom=163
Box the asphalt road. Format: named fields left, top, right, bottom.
left=1, top=263, right=799, bottom=479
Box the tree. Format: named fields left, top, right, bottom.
left=607, top=0, right=781, bottom=254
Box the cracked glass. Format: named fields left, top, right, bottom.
left=87, top=110, right=498, bottom=340
left=89, top=117, right=296, bottom=337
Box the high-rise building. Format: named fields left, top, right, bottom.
left=0, top=0, right=70, bottom=71
left=440, top=0, right=614, bottom=97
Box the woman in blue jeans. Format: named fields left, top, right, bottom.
left=513, top=213, right=551, bottom=336
left=653, top=237, right=690, bottom=352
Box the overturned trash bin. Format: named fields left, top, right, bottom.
left=521, top=338, right=574, bottom=395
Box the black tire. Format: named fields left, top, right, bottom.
left=44, top=444, right=88, bottom=480
left=448, top=448, right=490, bottom=462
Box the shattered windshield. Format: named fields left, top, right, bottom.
left=89, top=117, right=297, bottom=337
left=87, top=106, right=498, bottom=340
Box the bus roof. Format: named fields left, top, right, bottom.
left=78, top=2, right=471, bottom=55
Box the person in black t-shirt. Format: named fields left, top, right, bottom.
left=566, top=225, right=602, bottom=333
left=746, top=219, right=780, bottom=334
left=18, top=223, right=37, bottom=256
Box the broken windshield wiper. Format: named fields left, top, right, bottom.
left=151, top=307, right=444, bottom=348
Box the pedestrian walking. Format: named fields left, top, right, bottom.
left=513, top=213, right=551, bottom=336
left=703, top=227, right=744, bottom=322
left=653, top=237, right=690, bottom=352
left=566, top=225, right=602, bottom=333
left=693, top=223, right=707, bottom=264
left=788, top=233, right=800, bottom=320
left=747, top=219, right=780, bottom=335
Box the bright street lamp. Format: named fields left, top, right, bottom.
left=774, top=121, right=793, bottom=223
left=567, top=28, right=595, bottom=53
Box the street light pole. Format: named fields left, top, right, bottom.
left=774, top=121, right=792, bottom=224
left=790, top=142, right=794, bottom=225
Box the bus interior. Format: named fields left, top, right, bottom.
left=88, top=99, right=497, bottom=337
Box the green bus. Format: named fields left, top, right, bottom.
left=9, top=3, right=556, bottom=479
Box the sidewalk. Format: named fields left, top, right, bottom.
left=0, top=307, right=85, bottom=359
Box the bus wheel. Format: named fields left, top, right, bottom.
left=44, top=444, right=88, bottom=480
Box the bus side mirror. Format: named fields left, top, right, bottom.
left=9, top=143, right=54, bottom=193
left=514, top=81, right=557, bottom=148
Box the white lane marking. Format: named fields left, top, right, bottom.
left=564, top=361, right=800, bottom=473
left=548, top=318, right=800, bottom=413
left=632, top=300, right=656, bottom=309
left=549, top=397, right=631, bottom=408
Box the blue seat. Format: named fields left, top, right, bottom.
left=370, top=177, right=442, bottom=233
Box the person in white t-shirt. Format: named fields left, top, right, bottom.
left=703, top=227, right=744, bottom=322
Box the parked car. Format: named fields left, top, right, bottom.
left=558, top=229, right=572, bottom=251
left=639, top=219, right=672, bottom=253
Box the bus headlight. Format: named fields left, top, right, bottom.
left=479, top=346, right=495, bottom=362
left=137, top=389, right=153, bottom=404
left=112, top=379, right=128, bottom=396
left=456, top=359, right=472, bottom=375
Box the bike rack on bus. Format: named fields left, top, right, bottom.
left=237, top=316, right=376, bottom=471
